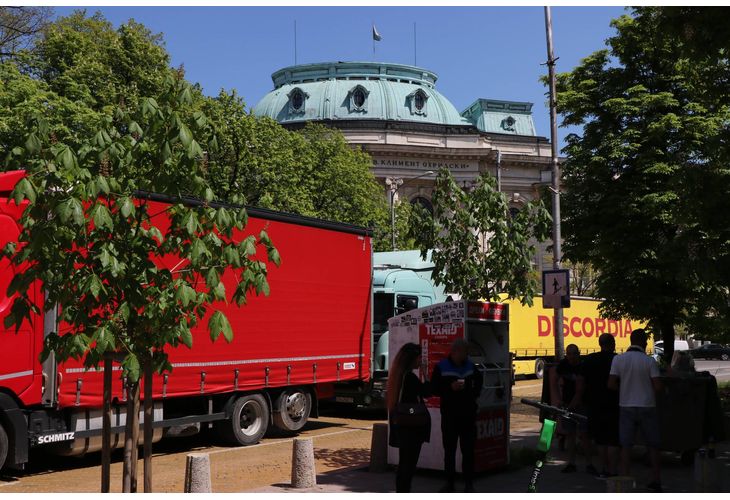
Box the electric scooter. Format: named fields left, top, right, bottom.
left=521, top=398, right=588, bottom=493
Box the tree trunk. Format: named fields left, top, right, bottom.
left=130, top=380, right=140, bottom=493
left=101, top=354, right=113, bottom=493
left=122, top=378, right=140, bottom=493
left=122, top=378, right=133, bottom=493
left=143, top=358, right=153, bottom=493
left=660, top=318, right=676, bottom=364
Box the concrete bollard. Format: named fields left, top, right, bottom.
left=606, top=476, right=635, bottom=493
left=369, top=422, right=389, bottom=473
left=291, top=437, right=317, bottom=489
left=694, top=451, right=722, bottom=492
left=184, top=453, right=212, bottom=493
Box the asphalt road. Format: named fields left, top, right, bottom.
left=695, top=360, right=730, bottom=382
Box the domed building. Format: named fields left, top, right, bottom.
left=254, top=61, right=553, bottom=266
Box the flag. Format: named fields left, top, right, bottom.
left=372, top=24, right=382, bottom=42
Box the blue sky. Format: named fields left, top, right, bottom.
left=55, top=6, right=627, bottom=144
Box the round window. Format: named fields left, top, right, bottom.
left=353, top=88, right=366, bottom=108
left=291, top=90, right=304, bottom=111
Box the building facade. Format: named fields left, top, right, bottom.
left=254, top=61, right=553, bottom=268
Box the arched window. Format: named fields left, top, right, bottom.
left=410, top=196, right=434, bottom=216
left=408, top=89, right=429, bottom=116
left=414, top=92, right=425, bottom=111
left=348, top=85, right=369, bottom=113
left=353, top=88, right=366, bottom=108
left=287, top=87, right=308, bottom=114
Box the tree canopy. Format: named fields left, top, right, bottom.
left=556, top=7, right=730, bottom=358
left=0, top=9, right=390, bottom=245
left=412, top=168, right=551, bottom=304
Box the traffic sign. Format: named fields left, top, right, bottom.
left=542, top=269, right=570, bottom=309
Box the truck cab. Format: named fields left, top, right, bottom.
left=333, top=250, right=446, bottom=407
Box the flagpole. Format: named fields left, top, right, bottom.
left=413, top=22, right=417, bottom=66
left=372, top=22, right=375, bottom=57
left=294, top=20, right=297, bottom=65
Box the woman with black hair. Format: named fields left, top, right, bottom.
left=386, top=342, right=431, bottom=493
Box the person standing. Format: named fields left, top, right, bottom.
left=577, top=333, right=620, bottom=478
left=551, top=343, right=591, bottom=473
left=608, top=328, right=663, bottom=492
left=431, top=339, right=483, bottom=493
left=386, top=343, right=431, bottom=493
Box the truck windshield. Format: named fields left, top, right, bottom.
left=373, top=293, right=394, bottom=334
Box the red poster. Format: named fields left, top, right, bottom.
left=474, top=407, right=509, bottom=471
left=419, top=322, right=464, bottom=408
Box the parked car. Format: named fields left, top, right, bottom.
left=689, top=343, right=730, bottom=361
left=653, top=340, right=690, bottom=357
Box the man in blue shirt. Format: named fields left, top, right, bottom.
left=432, top=339, right=483, bottom=493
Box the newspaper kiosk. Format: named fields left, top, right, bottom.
left=387, top=300, right=511, bottom=472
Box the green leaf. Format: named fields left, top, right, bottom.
left=267, top=247, right=281, bottom=266
left=25, top=133, right=41, bottom=154
left=179, top=326, right=193, bottom=349
left=123, top=354, right=141, bottom=382
left=190, top=239, right=208, bottom=265
left=89, top=274, right=103, bottom=299
left=97, top=175, right=110, bottom=195
left=208, top=310, right=233, bottom=343
left=92, top=205, right=113, bottom=231
left=179, top=123, right=193, bottom=147
left=183, top=212, right=198, bottom=236
left=175, top=283, right=196, bottom=307
left=206, top=268, right=220, bottom=289
left=58, top=146, right=76, bottom=170
left=120, top=197, right=135, bottom=218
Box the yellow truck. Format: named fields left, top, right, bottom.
left=505, top=296, right=648, bottom=378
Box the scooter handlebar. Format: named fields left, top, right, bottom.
left=520, top=398, right=588, bottom=423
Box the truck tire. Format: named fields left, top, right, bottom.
left=216, top=394, right=270, bottom=446
left=0, top=422, right=8, bottom=472
left=272, top=389, right=312, bottom=433
left=535, top=358, right=546, bottom=379
left=721, top=353, right=729, bottom=361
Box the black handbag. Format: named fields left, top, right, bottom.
left=392, top=375, right=431, bottom=428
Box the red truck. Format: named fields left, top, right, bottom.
left=0, top=170, right=372, bottom=471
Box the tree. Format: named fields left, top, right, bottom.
left=373, top=200, right=419, bottom=252
left=411, top=168, right=551, bottom=303
left=4, top=74, right=278, bottom=492
left=555, top=8, right=730, bottom=360
left=36, top=10, right=173, bottom=113
left=1, top=10, right=176, bottom=167
left=202, top=91, right=387, bottom=236
left=0, top=6, right=52, bottom=60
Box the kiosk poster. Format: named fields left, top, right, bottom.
left=418, top=321, right=464, bottom=408
left=474, top=407, right=509, bottom=471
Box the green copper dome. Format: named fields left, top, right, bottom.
left=253, top=61, right=472, bottom=127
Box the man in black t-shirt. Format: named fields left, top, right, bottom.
left=577, top=333, right=619, bottom=478
left=553, top=344, right=590, bottom=473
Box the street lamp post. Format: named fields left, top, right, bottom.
left=544, top=6, right=565, bottom=361
left=386, top=171, right=434, bottom=251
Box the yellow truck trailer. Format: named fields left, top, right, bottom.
left=505, top=296, right=648, bottom=378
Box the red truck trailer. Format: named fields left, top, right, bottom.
left=0, top=170, right=373, bottom=471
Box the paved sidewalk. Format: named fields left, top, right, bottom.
left=251, top=426, right=730, bottom=493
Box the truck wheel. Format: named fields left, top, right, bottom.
left=0, top=422, right=8, bottom=471
left=217, top=394, right=270, bottom=446
left=535, top=359, right=546, bottom=379
left=273, top=389, right=312, bottom=433
left=721, top=353, right=729, bottom=361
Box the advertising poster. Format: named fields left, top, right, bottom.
left=474, top=407, right=509, bottom=471
left=418, top=321, right=464, bottom=408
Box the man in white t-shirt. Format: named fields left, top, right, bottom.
left=608, top=328, right=663, bottom=492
